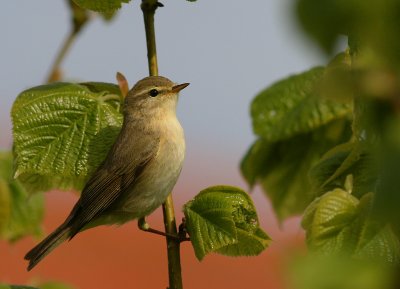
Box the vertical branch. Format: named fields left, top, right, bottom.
left=141, top=0, right=159, bottom=76
left=162, top=194, right=183, bottom=289
left=141, top=1, right=183, bottom=289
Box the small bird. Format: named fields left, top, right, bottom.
left=25, top=76, right=189, bottom=270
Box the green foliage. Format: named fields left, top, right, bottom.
left=289, top=256, right=395, bottom=289
left=309, top=141, right=378, bottom=198
left=251, top=66, right=351, bottom=142
left=11, top=82, right=123, bottom=194
left=0, top=152, right=43, bottom=242
left=296, top=0, right=400, bottom=65
left=72, top=0, right=131, bottom=13
left=318, top=51, right=354, bottom=102
left=242, top=64, right=352, bottom=220
left=302, top=188, right=400, bottom=262
left=296, top=0, right=400, bottom=56
left=243, top=4, right=400, bottom=283
left=183, top=186, right=270, bottom=261
left=242, top=119, right=351, bottom=220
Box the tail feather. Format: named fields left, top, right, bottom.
left=25, top=223, right=71, bottom=271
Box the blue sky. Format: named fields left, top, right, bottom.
left=0, top=0, right=328, bottom=203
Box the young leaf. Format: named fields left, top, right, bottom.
left=216, top=188, right=270, bottom=257
left=72, top=0, right=131, bottom=13
left=183, top=186, right=270, bottom=260
left=12, top=82, right=123, bottom=194
left=0, top=152, right=44, bottom=243
left=308, top=142, right=354, bottom=194
left=302, top=189, right=400, bottom=262
left=310, top=140, right=379, bottom=199
left=251, top=66, right=352, bottom=142
left=241, top=138, right=273, bottom=189
left=183, top=188, right=237, bottom=261
left=242, top=118, right=351, bottom=221
left=216, top=227, right=269, bottom=257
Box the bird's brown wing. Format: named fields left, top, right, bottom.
left=66, top=134, right=160, bottom=238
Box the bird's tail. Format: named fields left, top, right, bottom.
left=25, top=223, right=71, bottom=271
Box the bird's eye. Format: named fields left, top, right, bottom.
left=149, top=89, right=159, bottom=97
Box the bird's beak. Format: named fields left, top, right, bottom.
left=171, top=83, right=190, bottom=93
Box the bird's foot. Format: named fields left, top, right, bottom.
left=138, top=217, right=190, bottom=242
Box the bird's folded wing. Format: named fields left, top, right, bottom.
left=67, top=143, right=158, bottom=238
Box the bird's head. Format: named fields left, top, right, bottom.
left=124, top=76, right=189, bottom=118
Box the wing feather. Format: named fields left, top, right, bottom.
left=66, top=129, right=160, bottom=237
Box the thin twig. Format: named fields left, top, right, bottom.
left=46, top=0, right=90, bottom=83
left=46, top=30, right=77, bottom=83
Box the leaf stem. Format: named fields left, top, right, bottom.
left=141, top=1, right=183, bottom=289
left=46, top=30, right=77, bottom=83
left=46, top=0, right=90, bottom=83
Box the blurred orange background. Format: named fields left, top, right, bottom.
left=1, top=186, right=304, bottom=289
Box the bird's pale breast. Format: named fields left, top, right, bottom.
left=118, top=115, right=185, bottom=219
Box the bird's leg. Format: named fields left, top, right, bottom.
left=138, top=218, right=190, bottom=242
left=138, top=217, right=186, bottom=241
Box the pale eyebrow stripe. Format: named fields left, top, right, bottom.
left=135, top=88, right=151, bottom=96
left=135, top=86, right=167, bottom=96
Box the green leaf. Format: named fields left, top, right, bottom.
left=216, top=227, right=269, bottom=257
left=68, top=0, right=118, bottom=24
left=310, top=140, right=379, bottom=198
left=309, top=142, right=354, bottom=194
left=0, top=152, right=44, bottom=242
left=12, top=82, right=123, bottom=194
left=302, top=188, right=359, bottom=254
left=67, top=0, right=89, bottom=33
left=72, top=0, right=131, bottom=12
left=302, top=189, right=400, bottom=262
left=242, top=118, right=351, bottom=220
left=183, top=186, right=270, bottom=260
left=251, top=66, right=352, bottom=142
left=241, top=138, right=272, bottom=189
left=296, top=0, right=400, bottom=66
left=216, top=189, right=270, bottom=257
left=317, top=51, right=354, bottom=102
left=296, top=0, right=352, bottom=53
